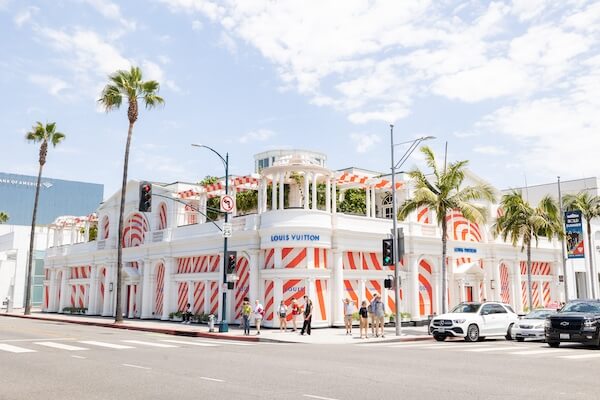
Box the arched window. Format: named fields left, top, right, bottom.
left=382, top=193, right=394, bottom=219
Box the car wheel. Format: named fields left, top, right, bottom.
left=465, top=324, right=479, bottom=342
left=548, top=341, right=560, bottom=348
left=505, top=324, right=514, bottom=341
left=516, top=337, right=525, bottom=342
left=433, top=333, right=446, bottom=342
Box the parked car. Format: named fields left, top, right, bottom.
left=545, top=300, right=600, bottom=348
left=430, top=302, right=519, bottom=342
left=512, top=309, right=556, bottom=342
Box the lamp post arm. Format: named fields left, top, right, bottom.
left=191, top=144, right=227, bottom=169
left=394, top=138, right=422, bottom=170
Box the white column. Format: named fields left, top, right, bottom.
left=59, top=269, right=68, bottom=313
left=332, top=250, right=344, bottom=326
left=274, top=278, right=283, bottom=327
left=366, top=186, right=371, bottom=217
left=325, top=177, right=331, bottom=213
left=102, top=265, right=113, bottom=316
left=492, top=259, right=501, bottom=302
left=88, top=265, right=98, bottom=315
left=304, top=172, right=310, bottom=210
left=135, top=281, right=142, bottom=318
left=274, top=248, right=283, bottom=269
left=311, top=172, right=317, bottom=210
left=48, top=269, right=57, bottom=312
left=161, top=257, right=174, bottom=320
left=200, top=196, right=207, bottom=224
left=432, top=272, right=441, bottom=315
left=307, top=247, right=315, bottom=269
left=371, top=187, right=376, bottom=217
left=203, top=280, right=210, bottom=314
left=271, top=174, right=278, bottom=211
left=279, top=172, right=285, bottom=210
left=141, top=260, right=153, bottom=319
left=512, top=261, right=523, bottom=313
left=409, top=257, right=420, bottom=320
left=359, top=279, right=366, bottom=305
left=231, top=187, right=237, bottom=218
left=248, top=250, right=260, bottom=308
left=262, top=179, right=268, bottom=213
left=332, top=180, right=337, bottom=214
left=257, top=180, right=263, bottom=214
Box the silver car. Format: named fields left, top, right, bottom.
left=512, top=309, right=556, bottom=342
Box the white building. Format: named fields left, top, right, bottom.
left=42, top=149, right=563, bottom=326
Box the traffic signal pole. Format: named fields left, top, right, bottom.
left=390, top=124, right=401, bottom=336
left=220, top=152, right=229, bottom=332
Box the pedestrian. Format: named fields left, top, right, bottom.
left=359, top=300, right=369, bottom=339
left=278, top=300, right=288, bottom=332
left=300, top=295, right=312, bottom=336
left=343, top=298, right=354, bottom=335
left=367, top=300, right=376, bottom=337
left=181, top=303, right=192, bottom=324
left=373, top=295, right=385, bottom=338
left=291, top=299, right=301, bottom=332
left=254, top=299, right=264, bottom=335
left=241, top=297, right=252, bottom=336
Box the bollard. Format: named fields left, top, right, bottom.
left=208, top=314, right=215, bottom=332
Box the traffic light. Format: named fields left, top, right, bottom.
left=227, top=251, right=237, bottom=274
left=139, top=181, right=152, bottom=212
left=382, top=238, right=394, bottom=266
left=384, top=278, right=393, bottom=289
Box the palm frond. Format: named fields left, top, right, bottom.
left=143, top=93, right=165, bottom=109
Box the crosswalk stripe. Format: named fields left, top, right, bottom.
left=122, top=340, right=178, bottom=348
left=79, top=341, right=134, bottom=349
left=466, top=346, right=519, bottom=352
left=560, top=353, right=600, bottom=360
left=433, top=344, right=493, bottom=350
left=510, top=349, right=574, bottom=356
left=0, top=343, right=36, bottom=353
left=34, top=342, right=88, bottom=351
left=184, top=340, right=253, bottom=346
left=160, top=339, right=219, bottom=347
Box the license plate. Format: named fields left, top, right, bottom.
left=438, top=328, right=445, bottom=333
left=560, top=333, right=570, bottom=340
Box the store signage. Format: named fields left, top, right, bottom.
left=270, top=234, right=320, bottom=242
left=565, top=211, right=584, bottom=259
left=0, top=178, right=53, bottom=188
left=454, top=247, right=477, bottom=253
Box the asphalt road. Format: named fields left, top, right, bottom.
left=1, top=317, right=600, bottom=400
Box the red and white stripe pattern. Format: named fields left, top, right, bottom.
left=343, top=279, right=359, bottom=308
left=70, top=285, right=76, bottom=307
left=373, top=179, right=403, bottom=190
left=386, top=287, right=403, bottom=315
left=122, top=213, right=148, bottom=248
left=209, top=255, right=220, bottom=272
left=43, top=285, right=49, bottom=309
left=532, top=281, right=540, bottom=308
left=417, top=207, right=431, bottom=224
left=519, top=261, right=551, bottom=276
left=177, top=282, right=189, bottom=311
left=209, top=281, right=219, bottom=315
left=500, top=263, right=511, bottom=304
left=365, top=280, right=382, bottom=305
left=521, top=281, right=528, bottom=309
left=283, top=279, right=305, bottom=322
left=70, top=266, right=91, bottom=279
left=314, top=248, right=328, bottom=268
left=178, top=189, right=200, bottom=199
left=362, top=252, right=383, bottom=270
left=282, top=248, right=307, bottom=269
left=337, top=172, right=369, bottom=186
left=314, top=279, right=328, bottom=321
left=479, top=281, right=484, bottom=302
left=184, top=202, right=198, bottom=225
left=343, top=251, right=361, bottom=270
left=78, top=285, right=86, bottom=308
left=264, top=280, right=274, bottom=321
left=446, top=210, right=482, bottom=242
left=193, top=281, right=205, bottom=314
left=98, top=267, right=106, bottom=305
left=101, top=216, right=109, bottom=239
left=158, top=202, right=167, bottom=230
left=234, top=257, right=250, bottom=319
left=542, top=281, right=551, bottom=307
left=419, top=260, right=433, bottom=317
left=154, top=263, right=165, bottom=316
left=264, top=249, right=275, bottom=269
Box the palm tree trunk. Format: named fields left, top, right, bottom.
left=441, top=218, right=448, bottom=314
left=586, top=219, right=596, bottom=299
left=526, top=240, right=533, bottom=311
left=24, top=159, right=44, bottom=315
left=115, top=121, right=135, bottom=323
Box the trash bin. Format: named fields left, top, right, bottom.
left=208, top=314, right=215, bottom=332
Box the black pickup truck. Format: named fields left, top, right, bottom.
left=545, top=300, right=600, bottom=348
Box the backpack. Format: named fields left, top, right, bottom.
left=367, top=303, right=373, bottom=313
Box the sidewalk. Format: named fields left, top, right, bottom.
left=0, top=311, right=432, bottom=344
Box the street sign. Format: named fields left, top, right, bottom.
left=220, top=195, right=235, bottom=213
left=222, top=222, right=232, bottom=238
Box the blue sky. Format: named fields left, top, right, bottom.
left=1, top=0, right=599, bottom=199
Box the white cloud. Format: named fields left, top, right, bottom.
left=218, top=31, right=237, bottom=55
left=14, top=6, right=38, bottom=27
left=83, top=0, right=136, bottom=31
left=239, top=129, right=275, bottom=143
left=473, top=145, right=507, bottom=155
left=350, top=133, right=381, bottom=153
left=142, top=60, right=164, bottom=82
left=192, top=19, right=203, bottom=31
left=28, top=74, right=70, bottom=96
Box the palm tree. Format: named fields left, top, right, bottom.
left=398, top=146, right=495, bottom=314
left=24, top=122, right=65, bottom=315
left=0, top=212, right=8, bottom=224
left=493, top=192, right=563, bottom=310
left=563, top=191, right=600, bottom=299
left=99, top=66, right=164, bottom=323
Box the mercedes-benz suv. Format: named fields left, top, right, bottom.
left=545, top=300, right=600, bottom=348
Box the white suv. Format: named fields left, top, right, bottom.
left=430, top=302, right=519, bottom=342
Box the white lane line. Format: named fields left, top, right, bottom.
left=432, top=345, right=494, bottom=350
left=200, top=377, right=225, bottom=382
left=560, top=353, right=600, bottom=360
left=0, top=338, right=74, bottom=343
left=0, top=343, right=36, bottom=353
left=35, top=342, right=88, bottom=351
left=303, top=394, right=340, bottom=400
left=510, top=349, right=575, bottom=356
left=160, top=339, right=218, bottom=347
left=388, top=343, right=444, bottom=349
left=71, top=355, right=87, bottom=359
left=466, top=346, right=520, bottom=352
left=122, top=364, right=151, bottom=370
left=191, top=340, right=253, bottom=346
left=79, top=341, right=134, bottom=350
left=121, top=340, right=179, bottom=348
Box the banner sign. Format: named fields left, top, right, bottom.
left=565, top=210, right=585, bottom=259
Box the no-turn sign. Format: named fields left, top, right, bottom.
left=220, top=195, right=235, bottom=213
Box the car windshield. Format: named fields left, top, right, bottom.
left=524, top=310, right=554, bottom=319
left=450, top=303, right=481, bottom=313
left=561, top=302, right=600, bottom=313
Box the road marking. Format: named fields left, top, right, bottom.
left=388, top=343, right=443, bottom=348
left=190, top=340, right=253, bottom=346
left=122, top=340, right=178, bottom=348
left=0, top=338, right=74, bottom=343
left=0, top=343, right=36, bottom=353
left=303, top=395, right=340, bottom=400
left=160, top=340, right=219, bottom=347
left=79, top=341, right=134, bottom=349
left=122, top=364, right=151, bottom=370
left=71, top=355, right=86, bottom=359
left=510, top=349, right=574, bottom=355
left=35, top=342, right=88, bottom=351
left=432, top=344, right=494, bottom=350
left=560, top=353, right=600, bottom=360
left=466, top=346, right=519, bottom=352
left=200, top=377, right=225, bottom=382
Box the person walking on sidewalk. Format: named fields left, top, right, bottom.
left=359, top=300, right=369, bottom=339
left=343, top=298, right=354, bottom=335
left=254, top=299, right=264, bottom=335
left=300, top=296, right=312, bottom=336
left=291, top=299, right=301, bottom=332
left=367, top=301, right=376, bottom=337
left=372, top=295, right=385, bottom=338
left=241, top=298, right=252, bottom=336
left=278, top=300, right=288, bottom=332
left=181, top=303, right=192, bottom=324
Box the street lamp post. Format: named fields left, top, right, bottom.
left=192, top=144, right=230, bottom=332
left=389, top=125, right=435, bottom=336
left=557, top=176, right=569, bottom=302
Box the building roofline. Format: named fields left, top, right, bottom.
left=502, top=176, right=598, bottom=192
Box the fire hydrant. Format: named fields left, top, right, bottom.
left=208, top=314, right=215, bottom=332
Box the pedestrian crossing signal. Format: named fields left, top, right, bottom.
left=382, top=238, right=394, bottom=266
left=227, top=251, right=237, bottom=274
left=139, top=182, right=152, bottom=212
left=384, top=278, right=393, bottom=289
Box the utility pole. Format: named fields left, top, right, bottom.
left=220, top=152, right=229, bottom=332
left=390, top=124, right=401, bottom=336
left=557, top=176, right=569, bottom=302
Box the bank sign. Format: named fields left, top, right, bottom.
left=565, top=211, right=585, bottom=259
